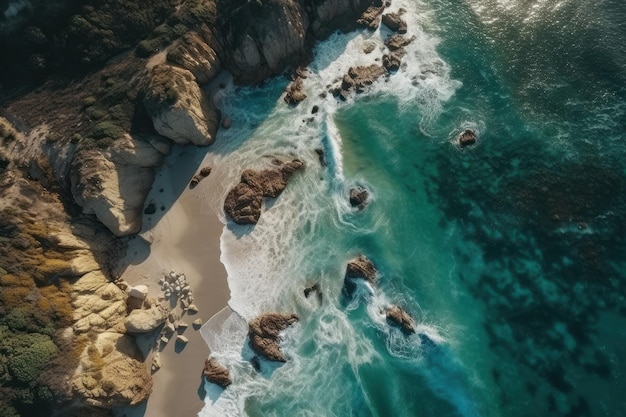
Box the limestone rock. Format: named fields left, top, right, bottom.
left=248, top=313, right=299, bottom=362
left=143, top=64, right=219, bottom=146
left=386, top=305, right=416, bottom=334
left=224, top=159, right=305, bottom=225
left=349, top=186, right=369, bottom=209
left=284, top=77, right=307, bottom=105
left=459, top=129, right=477, bottom=147
left=167, top=32, right=221, bottom=85
left=128, top=285, right=148, bottom=300
left=124, top=305, right=168, bottom=334
left=382, top=12, right=407, bottom=33
left=203, top=357, right=232, bottom=388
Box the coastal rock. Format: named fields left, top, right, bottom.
left=459, top=129, right=477, bottom=147
left=284, top=77, right=307, bottom=105
left=349, top=186, right=369, bottom=209
left=203, top=357, right=232, bottom=388
left=128, top=285, right=148, bottom=300
left=383, top=51, right=404, bottom=72
left=72, top=271, right=128, bottom=334
left=248, top=313, right=299, bottom=362
left=382, top=12, right=407, bottom=33
left=166, top=32, right=221, bottom=85
left=386, top=305, right=416, bottom=334
left=176, top=335, right=189, bottom=344
left=356, top=2, right=387, bottom=30
left=384, top=34, right=416, bottom=51
left=190, top=166, right=212, bottom=188
left=143, top=64, right=219, bottom=146
left=70, top=135, right=168, bottom=236
left=124, top=304, right=168, bottom=334
left=224, top=159, right=305, bottom=225
left=304, top=282, right=323, bottom=303
left=345, top=255, right=377, bottom=285
left=340, top=65, right=386, bottom=94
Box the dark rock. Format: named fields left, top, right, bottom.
left=386, top=305, right=416, bottom=334
left=221, top=117, right=232, bottom=129
left=315, top=149, right=326, bottom=167
left=311, top=105, right=319, bottom=114
left=189, top=167, right=211, bottom=189
left=224, top=159, right=305, bottom=224
left=203, top=357, right=232, bottom=388
left=349, top=186, right=369, bottom=209
left=284, top=77, right=307, bottom=105
left=385, top=34, right=415, bottom=51
left=144, top=202, right=156, bottom=215
left=345, top=255, right=377, bottom=285
left=248, top=313, right=299, bottom=362
left=383, top=52, right=403, bottom=72
left=459, top=129, right=477, bottom=147
left=199, top=167, right=212, bottom=178
left=304, top=282, right=323, bottom=303
left=382, top=13, right=407, bottom=33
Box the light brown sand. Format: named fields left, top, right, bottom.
left=116, top=147, right=230, bottom=417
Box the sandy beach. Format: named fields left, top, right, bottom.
left=115, top=145, right=230, bottom=417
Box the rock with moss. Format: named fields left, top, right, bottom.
left=143, top=64, right=220, bottom=146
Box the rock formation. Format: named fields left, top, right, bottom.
left=345, top=255, right=378, bottom=285
left=166, top=31, right=221, bottom=85
left=459, top=129, right=477, bottom=147
left=143, top=64, right=219, bottom=146
left=349, top=186, right=369, bottom=209
left=386, top=305, right=416, bottom=334
left=304, top=282, right=323, bottom=303
left=190, top=166, right=212, bottom=188
left=333, top=65, right=386, bottom=99
left=382, top=12, right=407, bottom=33
left=356, top=1, right=387, bottom=30
left=248, top=313, right=299, bottom=362
left=224, top=158, right=305, bottom=224
left=124, top=304, right=168, bottom=334
left=383, top=51, right=403, bottom=72
left=70, top=134, right=170, bottom=237
left=284, top=77, right=307, bottom=105
left=203, top=357, right=232, bottom=388
left=385, top=34, right=416, bottom=51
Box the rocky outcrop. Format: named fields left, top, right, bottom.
left=385, top=34, right=415, bottom=51
left=345, top=255, right=377, bottom=285
left=203, top=357, right=232, bottom=388
left=70, top=332, right=153, bottom=408
left=213, top=0, right=375, bottom=84
left=386, top=305, right=415, bottom=334
left=459, top=129, right=477, bottom=147
left=383, top=51, right=403, bottom=72
left=382, top=12, right=407, bottom=33
left=356, top=1, right=387, bottom=30
left=284, top=77, right=307, bottom=105
left=143, top=64, right=219, bottom=146
left=304, top=282, right=323, bottom=303
left=248, top=313, right=299, bottom=362
left=124, top=304, right=168, bottom=334
left=349, top=186, right=369, bottom=209
left=332, top=65, right=386, bottom=99
left=224, top=158, right=305, bottom=224
left=70, top=134, right=169, bottom=237
left=166, top=32, right=221, bottom=85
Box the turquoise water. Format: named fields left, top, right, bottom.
left=200, top=1, right=626, bottom=416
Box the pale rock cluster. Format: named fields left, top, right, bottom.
left=159, top=270, right=198, bottom=312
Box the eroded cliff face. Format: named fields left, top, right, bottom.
left=212, top=0, right=375, bottom=84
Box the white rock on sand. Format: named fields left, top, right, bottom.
left=128, top=284, right=149, bottom=300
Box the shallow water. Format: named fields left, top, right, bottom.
left=199, top=0, right=626, bottom=416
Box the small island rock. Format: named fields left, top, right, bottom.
left=386, top=305, right=416, bottom=334
left=248, top=313, right=299, bottom=362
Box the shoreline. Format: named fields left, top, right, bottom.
left=115, top=146, right=230, bottom=417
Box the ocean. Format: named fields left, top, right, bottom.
left=198, top=0, right=626, bottom=416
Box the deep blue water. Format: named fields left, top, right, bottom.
left=200, top=1, right=626, bottom=416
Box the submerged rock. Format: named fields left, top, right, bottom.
left=203, top=357, right=232, bottom=388
left=349, top=186, right=369, bottom=209
left=459, top=129, right=477, bottom=147
left=304, top=282, right=323, bottom=303
left=224, top=159, right=305, bottom=224
left=386, top=305, right=416, bottom=334
left=248, top=312, right=299, bottom=362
